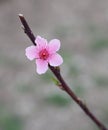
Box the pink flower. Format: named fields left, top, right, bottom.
left=25, top=36, right=63, bottom=74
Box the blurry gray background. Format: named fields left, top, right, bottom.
left=0, top=0, right=108, bottom=130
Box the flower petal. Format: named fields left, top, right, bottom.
left=25, top=46, right=38, bottom=60
left=48, top=39, right=60, bottom=54
left=36, top=59, right=48, bottom=74
left=49, top=53, right=63, bottom=66
left=35, top=36, right=47, bottom=49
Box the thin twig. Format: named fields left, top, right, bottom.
left=19, top=14, right=36, bottom=45
left=18, top=14, right=108, bottom=130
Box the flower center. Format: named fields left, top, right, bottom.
left=39, top=49, right=49, bottom=60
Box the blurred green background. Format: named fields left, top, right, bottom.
left=0, top=0, right=108, bottom=130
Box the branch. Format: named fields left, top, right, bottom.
left=18, top=14, right=108, bottom=130
left=19, top=14, right=36, bottom=45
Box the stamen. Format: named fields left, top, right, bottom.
left=39, top=49, right=49, bottom=60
